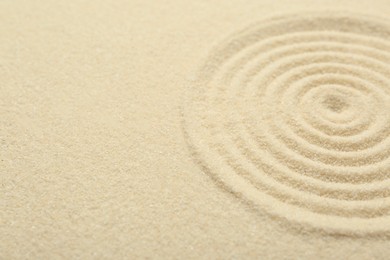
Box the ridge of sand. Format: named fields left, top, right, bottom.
left=183, top=12, right=390, bottom=236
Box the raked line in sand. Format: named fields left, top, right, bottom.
left=183, top=12, right=390, bottom=236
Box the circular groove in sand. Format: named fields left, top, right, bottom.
left=183, top=13, right=390, bottom=235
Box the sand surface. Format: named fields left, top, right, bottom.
left=2, top=0, right=390, bottom=259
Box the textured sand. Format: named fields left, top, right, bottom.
left=183, top=12, right=390, bottom=236
left=2, top=0, right=390, bottom=259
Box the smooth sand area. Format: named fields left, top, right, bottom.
left=2, top=0, right=390, bottom=259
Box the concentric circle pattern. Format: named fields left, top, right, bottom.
left=183, top=13, right=390, bottom=235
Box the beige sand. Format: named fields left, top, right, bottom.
left=1, top=0, right=390, bottom=259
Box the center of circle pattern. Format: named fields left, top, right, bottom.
left=183, top=13, right=390, bottom=235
